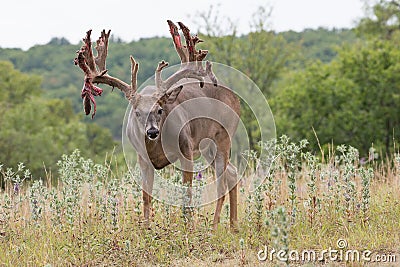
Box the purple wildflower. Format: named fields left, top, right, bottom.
left=13, top=183, right=20, bottom=194
left=195, top=171, right=203, bottom=180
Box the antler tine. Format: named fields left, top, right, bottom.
left=155, top=60, right=169, bottom=91
left=177, top=22, right=196, bottom=62
left=95, top=29, right=111, bottom=72
left=196, top=50, right=208, bottom=62
left=82, top=30, right=97, bottom=73
left=192, top=35, right=204, bottom=45
left=129, top=55, right=139, bottom=100
left=206, top=61, right=218, bottom=87
left=167, top=20, right=188, bottom=63
left=74, top=48, right=91, bottom=77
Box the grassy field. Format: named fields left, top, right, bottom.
left=0, top=137, right=399, bottom=266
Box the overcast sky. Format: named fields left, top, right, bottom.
left=1, top=0, right=365, bottom=50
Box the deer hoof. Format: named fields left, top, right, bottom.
left=142, top=219, right=151, bottom=230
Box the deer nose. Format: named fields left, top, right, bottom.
left=146, top=128, right=159, bottom=140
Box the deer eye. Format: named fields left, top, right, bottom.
left=157, top=108, right=163, bottom=115
left=135, top=111, right=140, bottom=117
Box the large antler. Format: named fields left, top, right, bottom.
left=155, top=21, right=217, bottom=94
left=74, top=29, right=138, bottom=118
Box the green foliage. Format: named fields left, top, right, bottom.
left=281, top=27, right=358, bottom=63
left=0, top=140, right=399, bottom=265
left=356, top=0, right=400, bottom=40
left=0, top=61, right=41, bottom=101
left=273, top=39, right=400, bottom=155
left=0, top=61, right=116, bottom=178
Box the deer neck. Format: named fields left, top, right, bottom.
left=145, top=138, right=172, bottom=169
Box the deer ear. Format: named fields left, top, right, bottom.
left=159, top=85, right=183, bottom=105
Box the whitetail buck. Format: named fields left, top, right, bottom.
left=74, top=21, right=240, bottom=230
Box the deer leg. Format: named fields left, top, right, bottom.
left=182, top=170, right=193, bottom=206
left=138, top=155, right=154, bottom=228
left=212, top=153, right=228, bottom=230
left=227, top=162, right=239, bottom=232
left=142, top=189, right=152, bottom=228
left=213, top=195, right=226, bottom=231
left=180, top=155, right=194, bottom=222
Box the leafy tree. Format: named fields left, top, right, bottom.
left=273, top=39, right=400, bottom=155
left=272, top=0, right=400, bottom=156
left=0, top=61, right=116, bottom=179
left=47, top=37, right=71, bottom=46
left=281, top=28, right=358, bottom=63
left=357, top=0, right=400, bottom=40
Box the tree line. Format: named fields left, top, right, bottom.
left=0, top=26, right=356, bottom=139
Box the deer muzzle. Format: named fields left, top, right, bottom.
left=146, top=127, right=160, bottom=140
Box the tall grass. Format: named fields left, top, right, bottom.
left=0, top=137, right=399, bottom=266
